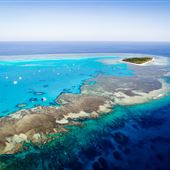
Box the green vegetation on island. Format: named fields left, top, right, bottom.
left=122, top=57, right=153, bottom=64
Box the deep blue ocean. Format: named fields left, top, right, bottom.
left=0, top=41, right=170, bottom=57
left=0, top=42, right=170, bottom=170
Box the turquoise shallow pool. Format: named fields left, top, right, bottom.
left=0, top=56, right=133, bottom=116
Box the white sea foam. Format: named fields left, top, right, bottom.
left=13, top=80, right=18, bottom=85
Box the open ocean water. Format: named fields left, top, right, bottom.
left=0, top=41, right=170, bottom=56
left=0, top=42, right=170, bottom=170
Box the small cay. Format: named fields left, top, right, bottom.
left=122, top=57, right=153, bottom=64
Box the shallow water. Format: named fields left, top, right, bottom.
left=0, top=57, right=133, bottom=116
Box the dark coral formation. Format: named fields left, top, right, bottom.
left=112, top=132, right=129, bottom=145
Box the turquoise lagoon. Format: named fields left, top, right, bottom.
left=0, top=56, right=133, bottom=116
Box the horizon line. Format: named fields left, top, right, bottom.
left=0, top=40, right=170, bottom=43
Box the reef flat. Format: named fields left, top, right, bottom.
left=0, top=55, right=169, bottom=155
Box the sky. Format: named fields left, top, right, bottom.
left=0, top=0, right=170, bottom=41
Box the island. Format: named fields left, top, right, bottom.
left=122, top=57, right=153, bottom=64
